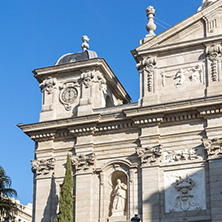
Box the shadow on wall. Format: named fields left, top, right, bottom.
left=41, top=174, right=58, bottom=222
left=142, top=162, right=213, bottom=222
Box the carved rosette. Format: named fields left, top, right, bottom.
left=59, top=81, right=79, bottom=111
left=136, top=145, right=162, bottom=166
left=71, top=153, right=96, bottom=172
left=31, top=157, right=56, bottom=176
left=203, top=138, right=222, bottom=159
left=39, top=77, right=56, bottom=94
left=206, top=43, right=222, bottom=82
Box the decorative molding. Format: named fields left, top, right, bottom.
left=163, top=113, right=199, bottom=123
left=30, top=132, right=55, bottom=142
left=199, top=107, right=222, bottom=116
left=134, top=117, right=163, bottom=125
left=170, top=176, right=201, bottom=212
left=31, top=158, right=56, bottom=175
left=71, top=153, right=96, bottom=171
left=136, top=145, right=162, bottom=166
left=203, top=137, right=222, bottom=159
left=59, top=81, right=79, bottom=111
left=39, top=77, right=56, bottom=94
left=165, top=148, right=203, bottom=163
left=206, top=43, right=222, bottom=82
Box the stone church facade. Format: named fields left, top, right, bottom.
left=18, top=1, right=222, bottom=222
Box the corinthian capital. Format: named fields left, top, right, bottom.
left=136, top=145, right=162, bottom=166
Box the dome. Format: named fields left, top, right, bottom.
left=55, top=50, right=98, bottom=65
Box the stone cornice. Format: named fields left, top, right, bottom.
left=133, top=35, right=222, bottom=59
left=18, top=95, right=222, bottom=141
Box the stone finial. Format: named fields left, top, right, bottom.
left=81, top=35, right=90, bottom=52
left=146, top=6, right=156, bottom=37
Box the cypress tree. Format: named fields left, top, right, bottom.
left=54, top=154, right=73, bottom=222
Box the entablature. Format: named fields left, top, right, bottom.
left=18, top=95, right=222, bottom=142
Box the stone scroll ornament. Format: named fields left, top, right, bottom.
left=137, top=57, right=157, bottom=93
left=203, top=137, right=222, bottom=159
left=136, top=145, right=162, bottom=166
left=31, top=158, right=56, bottom=176
left=71, top=153, right=96, bottom=171
left=206, top=43, right=222, bottom=82
left=59, top=81, right=79, bottom=111
left=39, top=76, right=56, bottom=94
left=170, top=176, right=201, bottom=212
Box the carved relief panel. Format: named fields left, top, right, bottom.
left=160, top=64, right=204, bottom=88
left=164, top=148, right=204, bottom=163
left=164, top=168, right=206, bottom=213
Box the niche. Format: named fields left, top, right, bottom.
left=109, top=171, right=128, bottom=217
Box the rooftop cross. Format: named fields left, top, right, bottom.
left=81, top=35, right=90, bottom=52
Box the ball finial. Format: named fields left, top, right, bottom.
left=81, top=35, right=90, bottom=52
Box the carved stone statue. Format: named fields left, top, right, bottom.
left=198, top=0, right=218, bottom=11
left=112, top=179, right=127, bottom=214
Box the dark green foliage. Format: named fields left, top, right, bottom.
left=54, top=155, right=73, bottom=222
left=0, top=166, right=18, bottom=218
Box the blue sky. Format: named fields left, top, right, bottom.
left=0, top=0, right=202, bottom=205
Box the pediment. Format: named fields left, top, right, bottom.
left=135, top=0, right=222, bottom=52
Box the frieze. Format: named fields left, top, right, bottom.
left=39, top=76, right=56, bottom=94
left=71, top=153, right=96, bottom=171
left=136, top=145, right=162, bottom=166
left=164, top=148, right=203, bottom=163
left=203, top=137, right=222, bottom=159
left=31, top=158, right=56, bottom=176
